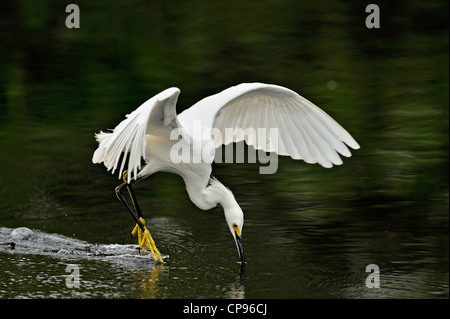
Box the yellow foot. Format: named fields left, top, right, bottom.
left=131, top=217, right=164, bottom=263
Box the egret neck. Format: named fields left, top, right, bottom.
left=187, top=177, right=245, bottom=264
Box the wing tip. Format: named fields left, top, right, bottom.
left=157, top=87, right=180, bottom=101
left=346, top=139, right=361, bottom=151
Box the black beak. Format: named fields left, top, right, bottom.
left=235, top=232, right=245, bottom=264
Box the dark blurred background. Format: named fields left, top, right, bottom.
left=0, top=0, right=448, bottom=298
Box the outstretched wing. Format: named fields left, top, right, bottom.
left=92, top=87, right=181, bottom=183
left=178, top=83, right=359, bottom=168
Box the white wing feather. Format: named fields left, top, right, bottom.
left=178, top=83, right=359, bottom=168
left=92, top=87, right=181, bottom=183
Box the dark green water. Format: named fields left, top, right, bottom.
left=0, top=1, right=448, bottom=299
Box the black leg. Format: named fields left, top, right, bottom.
left=115, top=171, right=145, bottom=232
left=114, top=171, right=164, bottom=263
left=125, top=180, right=144, bottom=219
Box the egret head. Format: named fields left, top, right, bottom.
left=204, top=177, right=245, bottom=264
left=224, top=202, right=245, bottom=265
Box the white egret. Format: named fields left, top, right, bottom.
left=92, top=83, right=360, bottom=264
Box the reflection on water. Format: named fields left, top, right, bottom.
left=0, top=195, right=448, bottom=298
left=132, top=264, right=164, bottom=299
left=0, top=0, right=448, bottom=299
left=0, top=224, right=249, bottom=299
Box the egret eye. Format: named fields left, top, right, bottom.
left=232, top=223, right=238, bottom=229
